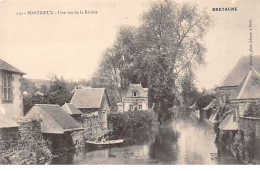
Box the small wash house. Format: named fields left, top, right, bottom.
left=26, top=104, right=84, bottom=151
left=70, top=88, right=111, bottom=140
left=117, top=83, right=148, bottom=112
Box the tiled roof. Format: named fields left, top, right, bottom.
left=62, top=103, right=83, bottom=115
left=0, top=59, right=25, bottom=74
left=218, top=110, right=238, bottom=130
left=71, top=88, right=106, bottom=109
left=0, top=115, right=20, bottom=128
left=124, top=84, right=148, bottom=98
left=26, top=104, right=83, bottom=134
left=218, top=56, right=260, bottom=87
left=230, top=68, right=260, bottom=100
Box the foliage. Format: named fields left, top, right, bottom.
left=108, top=110, right=155, bottom=134
left=23, top=75, right=76, bottom=114
left=94, top=0, right=213, bottom=123
left=179, top=73, right=201, bottom=108
left=244, top=101, right=260, bottom=117
left=195, top=94, right=214, bottom=110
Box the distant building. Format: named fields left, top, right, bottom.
left=118, top=83, right=148, bottom=112
left=0, top=59, right=25, bottom=119
left=24, top=78, right=50, bottom=89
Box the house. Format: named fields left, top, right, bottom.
left=0, top=58, right=25, bottom=119
left=26, top=104, right=84, bottom=151
left=118, top=83, right=148, bottom=112
left=215, top=56, right=260, bottom=127
left=215, top=56, right=260, bottom=105
left=70, top=88, right=111, bottom=132
left=217, top=57, right=260, bottom=150
left=229, top=67, right=260, bottom=116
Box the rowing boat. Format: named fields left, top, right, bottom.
left=86, top=139, right=124, bottom=147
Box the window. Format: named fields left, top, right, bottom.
left=129, top=105, right=133, bottom=111
left=133, top=91, right=137, bottom=97
left=3, top=75, right=13, bottom=101
left=139, top=105, right=142, bottom=110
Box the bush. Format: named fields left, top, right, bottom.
left=244, top=101, right=260, bottom=117
left=108, top=110, right=155, bottom=133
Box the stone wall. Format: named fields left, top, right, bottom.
left=239, top=117, right=260, bottom=138
left=76, top=94, right=111, bottom=141
left=0, top=118, right=52, bottom=164
left=43, top=130, right=85, bottom=154
left=225, top=117, right=260, bottom=164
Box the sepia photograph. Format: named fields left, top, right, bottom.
left=0, top=0, right=260, bottom=166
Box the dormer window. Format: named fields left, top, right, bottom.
left=133, top=91, right=137, bottom=97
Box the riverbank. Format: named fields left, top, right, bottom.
left=47, top=114, right=240, bottom=164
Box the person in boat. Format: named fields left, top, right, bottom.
left=101, top=137, right=106, bottom=142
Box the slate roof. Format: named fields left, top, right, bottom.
left=218, top=110, right=238, bottom=131
left=218, top=56, right=260, bottom=88
left=71, top=88, right=107, bottom=109
left=124, top=84, right=148, bottom=98
left=0, top=115, right=20, bottom=128
left=26, top=104, right=83, bottom=134
left=230, top=68, right=260, bottom=101
left=62, top=103, right=83, bottom=115
left=0, top=59, right=25, bottom=74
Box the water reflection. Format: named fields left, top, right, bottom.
left=48, top=115, right=241, bottom=165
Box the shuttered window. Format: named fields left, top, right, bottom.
left=3, top=75, right=13, bottom=101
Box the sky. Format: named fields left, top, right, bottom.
left=0, top=0, right=259, bottom=89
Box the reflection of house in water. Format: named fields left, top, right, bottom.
left=117, top=84, right=148, bottom=112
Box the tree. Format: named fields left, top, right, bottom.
left=23, top=75, right=75, bottom=114
left=94, top=0, right=213, bottom=123
left=132, top=0, right=213, bottom=122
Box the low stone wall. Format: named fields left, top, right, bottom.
left=0, top=118, right=52, bottom=164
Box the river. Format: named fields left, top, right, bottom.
left=48, top=115, right=241, bottom=165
